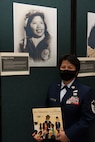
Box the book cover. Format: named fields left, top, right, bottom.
left=32, top=107, right=63, bottom=139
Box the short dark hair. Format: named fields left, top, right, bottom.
left=58, top=54, right=80, bottom=72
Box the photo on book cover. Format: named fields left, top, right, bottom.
left=32, top=107, right=63, bottom=139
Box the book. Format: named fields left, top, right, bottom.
left=32, top=107, right=63, bottom=139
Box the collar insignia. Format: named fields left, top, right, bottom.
left=91, top=100, right=95, bottom=114
left=71, top=86, right=75, bottom=89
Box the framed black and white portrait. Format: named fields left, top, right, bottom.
left=13, top=2, right=57, bottom=67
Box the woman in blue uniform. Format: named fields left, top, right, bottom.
left=33, top=54, right=95, bottom=142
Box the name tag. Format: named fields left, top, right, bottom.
left=50, top=98, right=56, bottom=102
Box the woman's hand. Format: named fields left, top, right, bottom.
left=32, top=132, right=43, bottom=142
left=56, top=130, right=69, bottom=142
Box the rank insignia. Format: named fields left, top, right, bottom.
left=91, top=100, right=95, bottom=114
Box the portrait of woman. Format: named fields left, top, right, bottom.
left=87, top=12, right=95, bottom=57
left=19, top=11, right=51, bottom=62
left=13, top=3, right=57, bottom=67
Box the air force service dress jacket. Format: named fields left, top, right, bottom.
left=46, top=79, right=95, bottom=142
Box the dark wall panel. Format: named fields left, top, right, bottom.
left=0, top=1, right=71, bottom=142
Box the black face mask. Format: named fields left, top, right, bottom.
left=60, top=70, right=77, bottom=81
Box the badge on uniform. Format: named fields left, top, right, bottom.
left=66, top=87, right=79, bottom=105
left=91, top=100, right=95, bottom=114
left=66, top=95, right=79, bottom=105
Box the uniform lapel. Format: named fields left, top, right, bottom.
left=57, top=83, right=61, bottom=105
